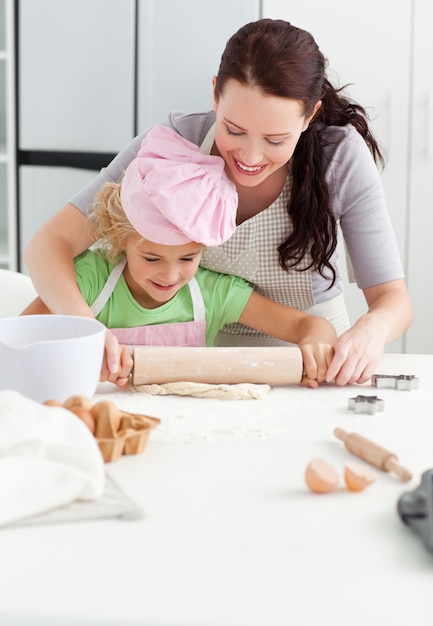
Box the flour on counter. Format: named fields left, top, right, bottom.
left=132, top=381, right=271, bottom=400
left=93, top=382, right=325, bottom=444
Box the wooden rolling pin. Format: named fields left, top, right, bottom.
left=132, top=346, right=303, bottom=386
left=334, top=427, right=412, bottom=482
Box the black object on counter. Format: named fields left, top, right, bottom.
left=398, top=469, right=433, bottom=553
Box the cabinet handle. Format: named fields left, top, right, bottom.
left=426, top=91, right=432, bottom=162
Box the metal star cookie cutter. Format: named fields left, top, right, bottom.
left=348, top=394, right=384, bottom=414
left=371, top=374, right=419, bottom=391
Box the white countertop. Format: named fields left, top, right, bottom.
left=0, top=353, right=432, bottom=626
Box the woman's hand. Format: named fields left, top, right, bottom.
left=299, top=341, right=335, bottom=388
left=325, top=316, right=386, bottom=386
left=99, top=330, right=133, bottom=389
left=325, top=279, right=413, bottom=386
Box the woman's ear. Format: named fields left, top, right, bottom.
left=303, top=100, right=322, bottom=130
left=212, top=76, right=218, bottom=111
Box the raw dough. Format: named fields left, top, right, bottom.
left=131, top=381, right=271, bottom=400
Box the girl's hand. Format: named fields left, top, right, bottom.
left=99, top=330, right=133, bottom=388
left=299, top=342, right=335, bottom=388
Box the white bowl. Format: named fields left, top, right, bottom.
left=0, top=315, right=106, bottom=403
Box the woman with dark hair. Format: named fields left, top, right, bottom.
left=24, top=19, right=412, bottom=386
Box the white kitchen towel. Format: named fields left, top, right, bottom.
left=0, top=390, right=105, bottom=526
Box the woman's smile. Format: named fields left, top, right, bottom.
left=233, top=157, right=268, bottom=175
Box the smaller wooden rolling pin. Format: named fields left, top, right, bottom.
left=132, top=346, right=303, bottom=386
left=334, top=427, right=412, bottom=482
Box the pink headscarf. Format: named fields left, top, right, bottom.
left=120, top=125, right=237, bottom=246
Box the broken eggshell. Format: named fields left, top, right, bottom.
left=305, top=458, right=339, bottom=494
left=344, top=461, right=377, bottom=491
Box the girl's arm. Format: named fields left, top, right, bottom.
left=239, top=291, right=336, bottom=387
left=325, top=278, right=413, bottom=386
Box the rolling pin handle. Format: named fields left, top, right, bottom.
left=333, top=427, right=347, bottom=441
left=384, top=456, right=412, bottom=482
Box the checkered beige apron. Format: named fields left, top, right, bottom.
left=199, top=127, right=349, bottom=345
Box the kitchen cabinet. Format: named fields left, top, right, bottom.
left=0, top=0, right=17, bottom=270
left=18, top=0, right=136, bottom=154
left=262, top=0, right=433, bottom=354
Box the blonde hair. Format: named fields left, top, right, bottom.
left=90, top=181, right=143, bottom=263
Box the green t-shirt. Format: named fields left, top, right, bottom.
left=74, top=250, right=253, bottom=346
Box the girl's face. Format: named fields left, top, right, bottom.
left=122, top=235, right=203, bottom=309
left=213, top=79, right=321, bottom=188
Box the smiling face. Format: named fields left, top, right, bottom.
left=122, top=235, right=203, bottom=309
left=213, top=79, right=321, bottom=188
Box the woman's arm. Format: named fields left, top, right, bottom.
left=325, top=278, right=413, bottom=386
left=21, top=297, right=52, bottom=315
left=24, top=203, right=95, bottom=315
left=323, top=129, right=412, bottom=385
left=239, top=291, right=336, bottom=387
left=23, top=203, right=124, bottom=375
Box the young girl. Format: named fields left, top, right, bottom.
left=24, top=125, right=335, bottom=388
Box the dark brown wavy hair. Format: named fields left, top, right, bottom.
left=214, top=19, right=384, bottom=287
